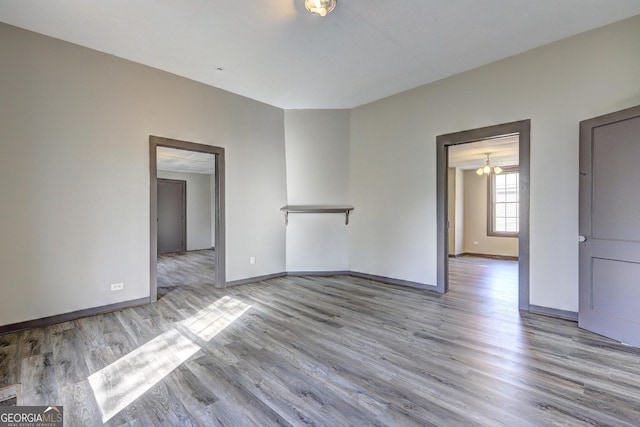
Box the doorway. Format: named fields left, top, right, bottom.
left=436, top=120, right=530, bottom=310
left=149, top=136, right=226, bottom=302
left=447, top=136, right=520, bottom=306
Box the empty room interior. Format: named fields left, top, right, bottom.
left=447, top=135, right=521, bottom=309
left=1, top=1, right=640, bottom=425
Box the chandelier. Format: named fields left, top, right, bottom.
left=305, top=0, right=337, bottom=17
left=476, top=153, right=503, bottom=175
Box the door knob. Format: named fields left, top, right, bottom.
left=578, top=235, right=587, bottom=243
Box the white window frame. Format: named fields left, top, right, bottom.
left=488, top=166, right=519, bottom=237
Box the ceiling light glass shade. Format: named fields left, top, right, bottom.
left=476, top=154, right=503, bottom=175
left=305, top=0, right=337, bottom=17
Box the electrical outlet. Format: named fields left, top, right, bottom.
left=250, top=256, right=256, bottom=265
left=473, top=241, right=479, bottom=245
left=111, top=282, right=124, bottom=291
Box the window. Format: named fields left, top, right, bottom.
left=489, top=167, right=519, bottom=236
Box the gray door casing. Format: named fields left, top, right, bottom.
left=436, top=120, right=531, bottom=310
left=157, top=178, right=187, bottom=254
left=150, top=136, right=226, bottom=301
left=579, top=105, right=640, bottom=347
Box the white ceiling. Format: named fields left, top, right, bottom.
left=157, top=147, right=215, bottom=174
left=1, top=1, right=639, bottom=109
left=448, top=134, right=519, bottom=170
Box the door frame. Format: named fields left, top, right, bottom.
left=150, top=136, right=226, bottom=301
left=436, top=119, right=531, bottom=310
left=157, top=178, right=187, bottom=253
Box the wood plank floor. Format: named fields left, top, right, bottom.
left=2, top=257, right=640, bottom=426
left=157, top=249, right=216, bottom=287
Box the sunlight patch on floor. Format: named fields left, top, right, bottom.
left=88, top=297, right=251, bottom=423
left=180, top=295, right=252, bottom=341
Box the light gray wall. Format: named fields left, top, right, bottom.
left=463, top=170, right=518, bottom=257
left=447, top=168, right=456, bottom=255
left=157, top=170, right=212, bottom=251
left=349, top=15, right=640, bottom=312
left=448, top=167, right=469, bottom=256
left=454, top=168, right=465, bottom=255
left=284, top=110, right=351, bottom=272
left=0, top=23, right=286, bottom=326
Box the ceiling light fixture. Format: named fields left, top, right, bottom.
left=476, top=153, right=503, bottom=176
left=305, top=0, right=337, bottom=17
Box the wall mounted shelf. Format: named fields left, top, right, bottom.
left=280, top=205, right=354, bottom=225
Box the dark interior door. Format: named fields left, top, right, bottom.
left=579, top=105, right=640, bottom=347
left=157, top=178, right=186, bottom=254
